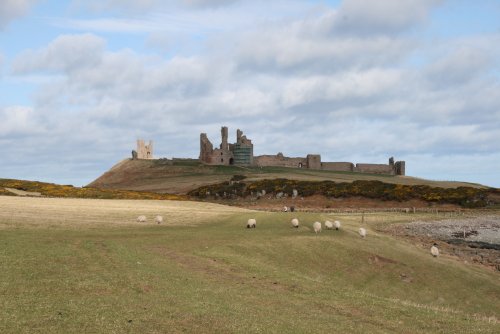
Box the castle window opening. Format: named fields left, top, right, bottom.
left=221, top=158, right=224, bottom=162
left=298, top=163, right=303, bottom=168
left=229, top=158, right=234, bottom=165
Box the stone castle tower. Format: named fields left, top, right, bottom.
left=134, top=139, right=153, bottom=159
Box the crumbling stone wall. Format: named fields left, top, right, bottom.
left=321, top=162, right=354, bottom=172
left=212, top=148, right=234, bottom=165
left=355, top=163, right=394, bottom=174
left=199, top=133, right=215, bottom=163
left=306, top=154, right=322, bottom=169
left=254, top=153, right=307, bottom=168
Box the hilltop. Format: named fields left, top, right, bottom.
left=88, top=158, right=486, bottom=195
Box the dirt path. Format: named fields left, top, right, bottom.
left=4, top=187, right=42, bottom=196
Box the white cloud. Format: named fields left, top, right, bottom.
left=50, top=17, right=165, bottom=33
left=425, top=34, right=500, bottom=87
left=12, top=33, right=105, bottom=74
left=0, top=106, right=44, bottom=136
left=0, top=0, right=37, bottom=30
left=335, top=0, right=443, bottom=35
left=235, top=28, right=411, bottom=72
left=281, top=69, right=403, bottom=108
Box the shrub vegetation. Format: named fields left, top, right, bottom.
left=0, top=179, right=186, bottom=200
left=189, top=179, right=494, bottom=208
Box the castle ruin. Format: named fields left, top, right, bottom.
left=132, top=139, right=154, bottom=160
left=130, top=127, right=406, bottom=176
left=199, top=127, right=405, bottom=175
left=200, top=126, right=253, bottom=165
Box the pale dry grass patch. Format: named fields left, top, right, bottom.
left=0, top=196, right=253, bottom=229
left=4, top=187, right=42, bottom=196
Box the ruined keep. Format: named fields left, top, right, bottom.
left=198, top=126, right=405, bottom=175
left=199, top=127, right=253, bottom=165
left=133, top=139, right=154, bottom=159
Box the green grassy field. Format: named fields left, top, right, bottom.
left=0, top=197, right=499, bottom=333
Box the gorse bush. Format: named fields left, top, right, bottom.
left=189, top=179, right=493, bottom=207
left=0, top=179, right=186, bottom=201
left=230, top=174, right=247, bottom=182
left=2, top=178, right=495, bottom=208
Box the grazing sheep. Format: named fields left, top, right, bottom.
left=334, top=220, right=341, bottom=230
left=359, top=227, right=367, bottom=238
left=325, top=220, right=333, bottom=230
left=431, top=243, right=439, bottom=257
left=247, top=218, right=257, bottom=228
left=137, top=215, right=147, bottom=223
left=313, top=221, right=322, bottom=234
left=283, top=206, right=288, bottom=212
left=155, top=215, right=163, bottom=224
left=291, top=218, right=299, bottom=228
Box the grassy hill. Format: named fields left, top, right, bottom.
left=0, top=196, right=498, bottom=333
left=0, top=178, right=186, bottom=200
left=88, top=158, right=487, bottom=195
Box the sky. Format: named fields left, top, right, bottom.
left=0, top=0, right=499, bottom=188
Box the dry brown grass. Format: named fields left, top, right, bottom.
left=4, top=187, right=42, bottom=196
left=0, top=196, right=252, bottom=229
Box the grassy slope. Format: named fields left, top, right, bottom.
left=0, top=178, right=186, bottom=200
left=87, top=159, right=487, bottom=194
left=0, top=197, right=498, bottom=333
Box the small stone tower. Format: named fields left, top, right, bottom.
left=136, top=139, right=153, bottom=159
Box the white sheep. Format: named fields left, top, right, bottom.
left=291, top=218, right=299, bottom=228
left=325, top=220, right=333, bottom=230
left=359, top=227, right=367, bottom=238
left=155, top=215, right=163, bottom=224
left=247, top=218, right=257, bottom=228
left=334, top=220, right=341, bottom=230
left=137, top=215, right=147, bottom=223
left=313, top=221, right=322, bottom=234
left=431, top=243, right=439, bottom=257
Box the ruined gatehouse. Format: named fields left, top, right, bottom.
left=200, top=127, right=253, bottom=166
